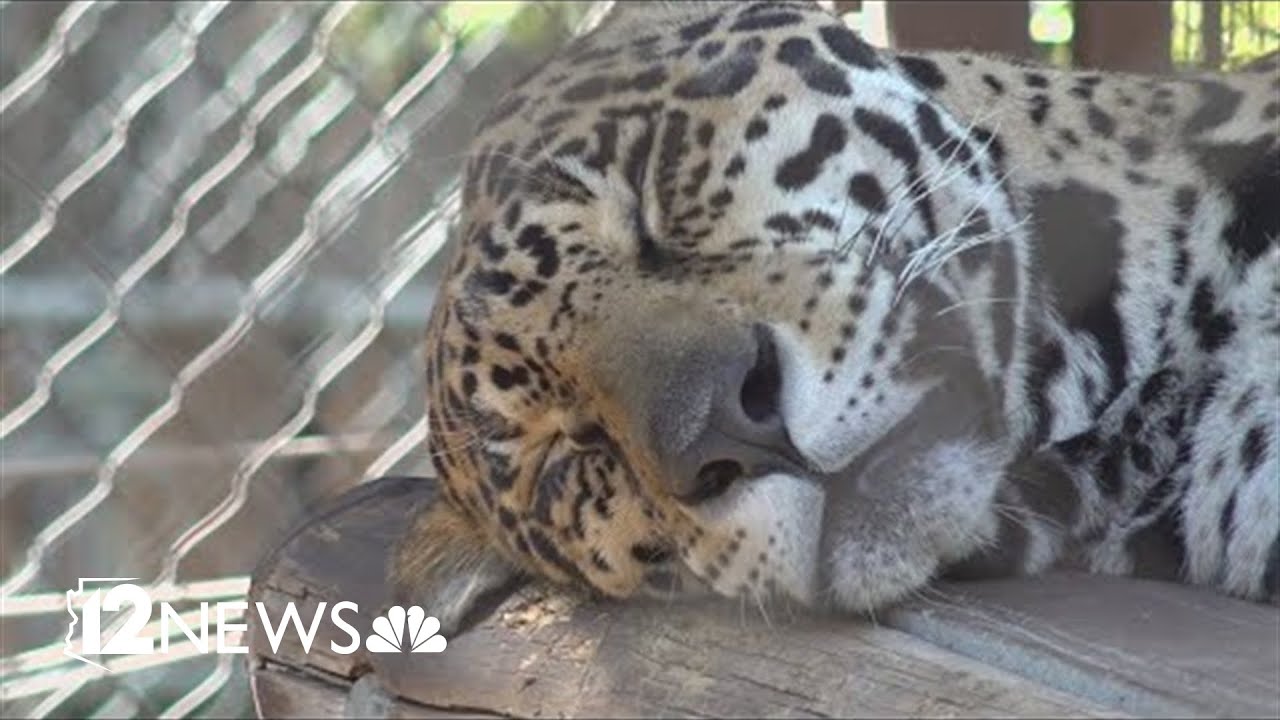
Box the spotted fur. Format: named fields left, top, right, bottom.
left=391, top=1, right=1280, bottom=627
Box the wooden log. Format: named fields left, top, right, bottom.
left=246, top=477, right=1279, bottom=719
left=888, top=577, right=1280, bottom=718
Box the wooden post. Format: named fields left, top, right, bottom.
left=245, top=477, right=1280, bottom=719
left=1203, top=0, right=1224, bottom=68
left=1073, top=0, right=1173, bottom=73
left=886, top=1, right=1033, bottom=58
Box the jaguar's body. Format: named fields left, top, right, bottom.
left=393, top=1, right=1280, bottom=624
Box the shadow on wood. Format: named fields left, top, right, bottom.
left=246, top=477, right=1280, bottom=719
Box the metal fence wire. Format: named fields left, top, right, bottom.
left=0, top=1, right=611, bottom=717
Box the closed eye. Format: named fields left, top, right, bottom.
left=631, top=542, right=673, bottom=564
left=569, top=422, right=611, bottom=449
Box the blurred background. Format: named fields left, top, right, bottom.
left=0, top=1, right=1275, bottom=718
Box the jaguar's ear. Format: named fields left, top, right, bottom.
left=389, top=496, right=523, bottom=635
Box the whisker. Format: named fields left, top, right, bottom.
left=893, top=178, right=1027, bottom=306
left=895, top=344, right=975, bottom=370
left=831, top=117, right=975, bottom=261
left=754, top=588, right=775, bottom=629
left=933, top=295, right=1021, bottom=318
left=901, top=164, right=1017, bottom=278
left=887, top=111, right=1014, bottom=265
left=868, top=107, right=1008, bottom=262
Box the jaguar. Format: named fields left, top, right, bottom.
left=389, top=0, right=1280, bottom=628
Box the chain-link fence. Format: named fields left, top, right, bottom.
left=0, top=2, right=610, bottom=717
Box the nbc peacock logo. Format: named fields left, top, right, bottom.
left=365, top=605, right=447, bottom=653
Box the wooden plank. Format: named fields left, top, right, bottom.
left=246, top=476, right=440, bottom=680
left=886, top=1, right=1032, bottom=58
left=368, top=588, right=1118, bottom=719
left=251, top=666, right=361, bottom=719
left=246, top=477, right=1113, bottom=718
left=886, top=576, right=1280, bottom=719
left=1073, top=1, right=1173, bottom=73
left=251, top=663, right=489, bottom=719
left=246, top=477, right=1277, bottom=719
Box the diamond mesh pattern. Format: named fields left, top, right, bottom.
left=0, top=2, right=611, bottom=716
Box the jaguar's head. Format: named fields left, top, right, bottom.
left=393, top=0, right=1033, bottom=626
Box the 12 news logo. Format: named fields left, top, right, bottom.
left=65, top=578, right=446, bottom=671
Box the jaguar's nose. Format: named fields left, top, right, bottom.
left=648, top=323, right=804, bottom=503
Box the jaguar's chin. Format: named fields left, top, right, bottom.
left=813, top=438, right=1006, bottom=613
left=767, top=327, right=1011, bottom=612
left=676, top=436, right=1008, bottom=614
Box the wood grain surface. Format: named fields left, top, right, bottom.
left=245, top=476, right=1278, bottom=719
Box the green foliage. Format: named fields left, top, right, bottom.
left=1172, top=0, right=1280, bottom=69
left=1029, top=0, right=1075, bottom=68
left=1029, top=0, right=1276, bottom=71
left=1030, top=0, right=1075, bottom=45
left=324, top=1, right=593, bottom=105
